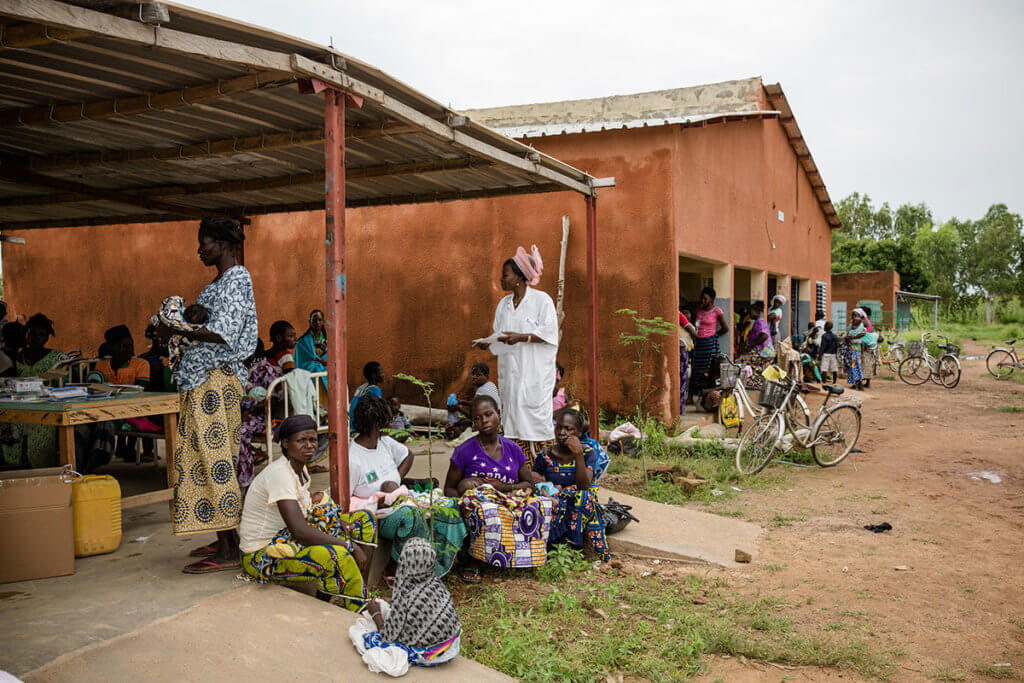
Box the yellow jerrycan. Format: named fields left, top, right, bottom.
left=71, top=474, right=122, bottom=557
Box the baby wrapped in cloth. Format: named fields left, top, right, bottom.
left=150, top=296, right=208, bottom=378
left=349, top=537, right=461, bottom=676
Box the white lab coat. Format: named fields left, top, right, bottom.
left=492, top=286, right=559, bottom=441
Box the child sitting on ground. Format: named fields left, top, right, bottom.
left=352, top=537, right=461, bottom=675
left=388, top=397, right=413, bottom=442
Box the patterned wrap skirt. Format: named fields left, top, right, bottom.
left=241, top=504, right=377, bottom=611
left=509, top=438, right=556, bottom=471
left=379, top=499, right=467, bottom=577
left=172, top=367, right=243, bottom=535
left=549, top=485, right=610, bottom=561
left=691, top=336, right=720, bottom=386
left=460, top=486, right=552, bottom=568
left=737, top=354, right=774, bottom=392
left=842, top=344, right=863, bottom=386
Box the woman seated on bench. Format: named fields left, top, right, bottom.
left=239, top=415, right=377, bottom=609
left=445, top=396, right=551, bottom=582
left=532, top=409, right=610, bottom=561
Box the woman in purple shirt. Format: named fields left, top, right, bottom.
left=444, top=396, right=547, bottom=582
left=444, top=396, right=535, bottom=497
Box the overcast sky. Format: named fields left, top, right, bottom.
left=185, top=1, right=1021, bottom=223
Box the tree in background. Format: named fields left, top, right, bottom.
left=834, top=193, right=1023, bottom=323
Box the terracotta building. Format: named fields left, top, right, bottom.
left=4, top=77, right=839, bottom=421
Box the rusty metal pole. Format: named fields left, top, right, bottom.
left=585, top=194, right=599, bottom=431
left=324, top=89, right=349, bottom=509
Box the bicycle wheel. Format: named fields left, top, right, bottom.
left=735, top=413, right=783, bottom=475
left=937, top=355, right=961, bottom=388
left=986, top=349, right=1016, bottom=379
left=785, top=394, right=812, bottom=447
left=811, top=404, right=861, bottom=467
left=899, top=357, right=930, bottom=385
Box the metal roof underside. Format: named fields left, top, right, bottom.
left=0, top=0, right=598, bottom=230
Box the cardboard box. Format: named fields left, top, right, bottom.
left=0, top=467, right=75, bottom=583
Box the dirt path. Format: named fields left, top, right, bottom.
left=693, top=342, right=1024, bottom=681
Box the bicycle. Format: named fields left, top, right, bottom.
left=877, top=335, right=907, bottom=373
left=986, top=339, right=1023, bottom=379
left=735, top=369, right=862, bottom=475
left=898, top=333, right=961, bottom=389
left=716, top=356, right=812, bottom=438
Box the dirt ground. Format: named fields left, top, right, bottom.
left=686, top=341, right=1024, bottom=681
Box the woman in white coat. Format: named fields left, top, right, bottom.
left=476, top=246, right=559, bottom=469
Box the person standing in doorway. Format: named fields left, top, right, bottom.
left=476, top=246, right=558, bottom=469
left=767, top=295, right=786, bottom=346
left=156, top=217, right=257, bottom=574
left=691, top=286, right=729, bottom=393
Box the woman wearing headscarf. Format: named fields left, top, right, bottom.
left=355, top=538, right=462, bottom=673
left=842, top=309, right=867, bottom=390
left=1, top=313, right=64, bottom=467
left=768, top=295, right=786, bottom=346
left=475, top=245, right=559, bottom=469
left=295, top=309, right=328, bottom=376
left=155, top=217, right=257, bottom=573
left=850, top=308, right=877, bottom=388
left=239, top=415, right=376, bottom=609
left=737, top=300, right=775, bottom=391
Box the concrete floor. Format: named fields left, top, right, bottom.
left=1, top=436, right=760, bottom=680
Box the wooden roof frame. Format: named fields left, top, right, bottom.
left=0, top=0, right=606, bottom=230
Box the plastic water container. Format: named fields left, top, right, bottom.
left=71, top=475, right=122, bottom=557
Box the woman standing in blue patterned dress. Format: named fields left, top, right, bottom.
left=157, top=217, right=257, bottom=574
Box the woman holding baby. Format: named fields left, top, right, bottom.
left=156, top=217, right=257, bottom=574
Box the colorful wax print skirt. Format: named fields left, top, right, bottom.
left=460, top=485, right=552, bottom=568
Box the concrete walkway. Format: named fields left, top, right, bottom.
left=598, top=488, right=762, bottom=567
left=22, top=585, right=511, bottom=682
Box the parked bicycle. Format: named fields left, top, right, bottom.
left=716, top=356, right=812, bottom=439
left=986, top=339, right=1023, bottom=379
left=898, top=333, right=961, bottom=389
left=735, top=368, right=862, bottom=475
left=877, top=335, right=907, bottom=373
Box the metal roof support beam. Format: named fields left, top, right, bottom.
left=0, top=72, right=294, bottom=128
left=0, top=166, right=241, bottom=221
left=323, top=87, right=349, bottom=510
left=585, top=193, right=599, bottom=430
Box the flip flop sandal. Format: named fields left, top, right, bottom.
left=188, top=543, right=218, bottom=557
left=182, top=558, right=240, bottom=574
left=459, top=566, right=481, bottom=584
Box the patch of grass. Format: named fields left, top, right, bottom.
left=712, top=508, right=747, bottom=518
left=914, top=537, right=942, bottom=545
left=762, top=563, right=785, bottom=572
left=975, top=665, right=1015, bottom=679
left=997, top=405, right=1024, bottom=413
left=770, top=513, right=807, bottom=527
left=601, top=438, right=791, bottom=507
left=982, top=371, right=1024, bottom=386
left=931, top=666, right=968, bottom=681
left=456, top=569, right=899, bottom=681
left=535, top=545, right=589, bottom=583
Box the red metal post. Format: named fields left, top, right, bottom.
left=324, top=90, right=349, bottom=509
left=585, top=194, right=599, bottom=431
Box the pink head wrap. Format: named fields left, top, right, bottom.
left=512, top=245, right=543, bottom=286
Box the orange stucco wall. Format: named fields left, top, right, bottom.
left=4, top=117, right=833, bottom=421
left=4, top=126, right=677, bottom=418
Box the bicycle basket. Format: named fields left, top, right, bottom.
left=757, top=380, right=789, bottom=409
left=720, top=361, right=740, bottom=390
left=944, top=344, right=960, bottom=357
left=907, top=340, right=925, bottom=357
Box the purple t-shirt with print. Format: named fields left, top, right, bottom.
left=451, top=436, right=526, bottom=485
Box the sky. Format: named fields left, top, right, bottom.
left=171, top=0, right=1024, bottom=225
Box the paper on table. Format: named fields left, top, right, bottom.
left=472, top=332, right=513, bottom=356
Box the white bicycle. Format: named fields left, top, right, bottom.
left=717, top=356, right=811, bottom=438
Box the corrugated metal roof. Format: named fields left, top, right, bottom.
left=0, top=0, right=599, bottom=230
